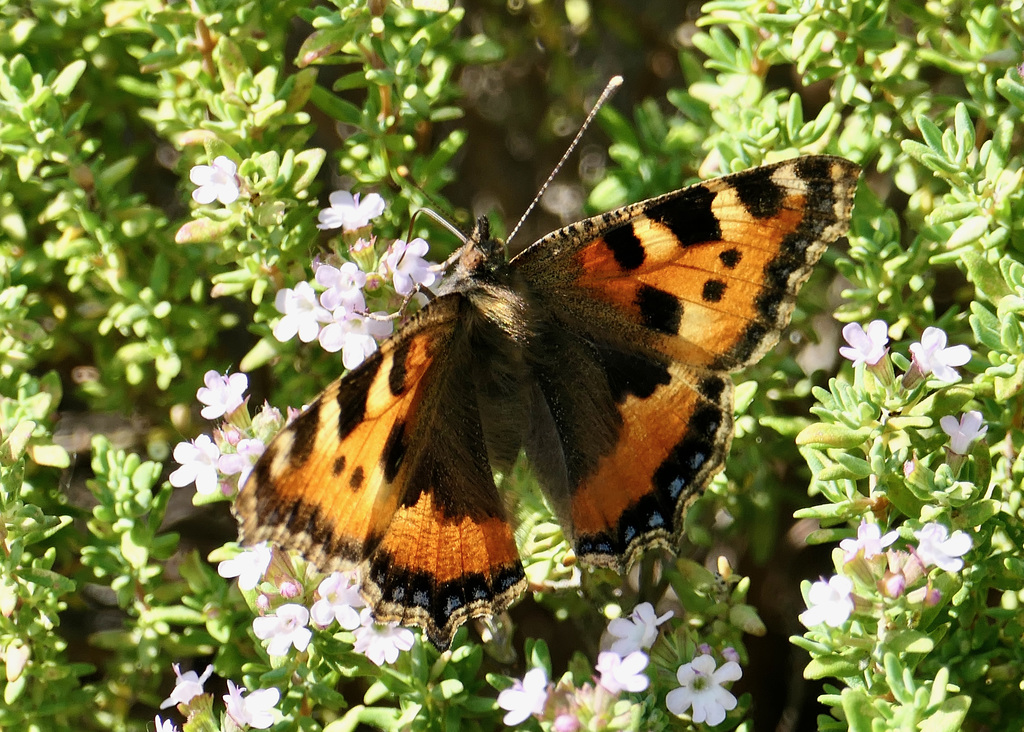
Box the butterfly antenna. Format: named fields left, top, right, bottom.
left=505, top=75, right=623, bottom=250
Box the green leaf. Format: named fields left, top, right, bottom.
left=920, top=695, right=971, bottom=732
left=796, top=423, right=872, bottom=449
left=50, top=59, right=87, bottom=97
left=805, top=654, right=860, bottom=679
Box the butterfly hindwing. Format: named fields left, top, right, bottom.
left=237, top=294, right=526, bottom=648
left=522, top=328, right=735, bottom=568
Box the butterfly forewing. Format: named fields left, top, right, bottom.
left=514, top=156, right=860, bottom=371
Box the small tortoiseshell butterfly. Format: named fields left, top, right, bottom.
left=236, top=153, right=860, bottom=649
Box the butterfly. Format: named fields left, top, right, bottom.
left=235, top=154, right=860, bottom=650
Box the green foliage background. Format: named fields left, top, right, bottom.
left=2, top=0, right=1024, bottom=730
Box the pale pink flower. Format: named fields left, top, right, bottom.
left=318, top=307, right=393, bottom=369
left=909, top=327, right=971, bottom=382
left=223, top=680, right=280, bottom=730
left=914, top=523, right=972, bottom=572
left=189, top=156, right=240, bottom=205
left=310, top=571, right=364, bottom=630
left=218, top=544, right=272, bottom=592
left=168, top=435, right=221, bottom=495
left=216, top=438, right=265, bottom=491
left=596, top=651, right=650, bottom=694
left=840, top=520, right=899, bottom=562
left=317, top=191, right=386, bottom=231
left=799, top=575, right=854, bottom=628
left=606, top=601, right=674, bottom=655
left=497, top=667, right=549, bottom=726
left=352, top=608, right=414, bottom=666
left=273, top=281, right=330, bottom=343
left=385, top=238, right=436, bottom=296
left=316, top=261, right=367, bottom=311
left=940, top=410, right=988, bottom=455
left=839, top=320, right=889, bottom=366
left=159, top=663, right=213, bottom=709
left=196, top=370, right=248, bottom=420
left=666, top=653, right=741, bottom=726
left=252, top=603, right=312, bottom=656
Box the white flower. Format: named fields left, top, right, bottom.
left=497, top=667, right=549, bottom=726
left=217, top=543, right=272, bottom=592
left=909, top=327, right=971, bottom=382
left=316, top=190, right=386, bottom=231
left=840, top=520, right=899, bottom=562
left=940, top=410, right=988, bottom=456
left=159, top=663, right=213, bottom=709
left=316, top=261, right=367, bottom=311
left=154, top=715, right=178, bottom=732
left=800, top=575, right=854, bottom=628
left=318, top=307, right=393, bottom=370
left=352, top=608, right=415, bottom=666
left=217, top=438, right=265, bottom=491
left=914, top=523, right=972, bottom=572
left=196, top=370, right=248, bottom=420
left=273, top=281, right=330, bottom=343
left=189, top=156, right=240, bottom=205
left=606, top=601, right=674, bottom=655
left=838, top=320, right=889, bottom=366
left=223, top=680, right=280, bottom=730
left=310, top=571, right=364, bottom=630
left=665, top=653, right=741, bottom=726
left=168, top=434, right=222, bottom=495
left=596, top=651, right=650, bottom=694
left=252, top=603, right=313, bottom=656
left=384, top=238, right=437, bottom=296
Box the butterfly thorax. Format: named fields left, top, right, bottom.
left=437, top=216, right=532, bottom=344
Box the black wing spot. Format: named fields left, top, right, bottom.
left=702, top=279, right=727, bottom=303
left=635, top=285, right=682, bottom=335
left=698, top=375, right=727, bottom=402
left=647, top=186, right=721, bottom=247
left=719, top=248, right=742, bottom=269
left=731, top=167, right=784, bottom=219
left=597, top=347, right=672, bottom=403
left=332, top=455, right=346, bottom=476
left=338, top=363, right=375, bottom=441
left=349, top=465, right=365, bottom=489
left=603, top=225, right=646, bottom=270
left=389, top=341, right=409, bottom=396
left=381, top=421, right=407, bottom=483
left=289, top=401, right=321, bottom=468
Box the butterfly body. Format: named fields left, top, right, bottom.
left=237, top=155, right=860, bottom=649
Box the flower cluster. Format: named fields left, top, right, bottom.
left=272, top=190, right=438, bottom=369
left=840, top=321, right=972, bottom=388
left=218, top=547, right=415, bottom=667
left=168, top=370, right=276, bottom=500
left=801, top=520, right=972, bottom=629
left=497, top=602, right=744, bottom=729
left=155, top=661, right=281, bottom=731
left=839, top=322, right=986, bottom=473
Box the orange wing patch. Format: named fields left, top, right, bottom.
left=567, top=364, right=733, bottom=568
left=366, top=489, right=525, bottom=646
left=236, top=294, right=527, bottom=648
left=238, top=302, right=451, bottom=568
